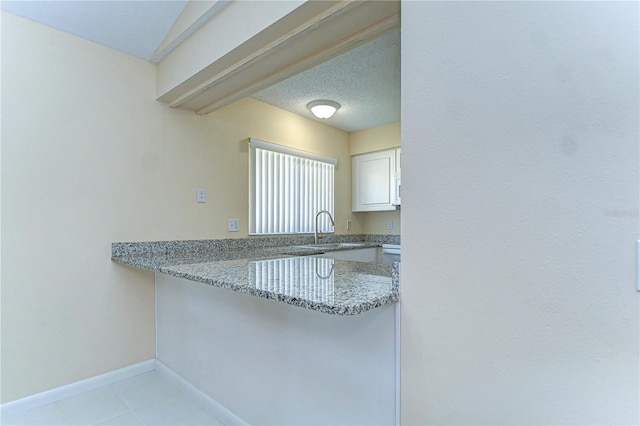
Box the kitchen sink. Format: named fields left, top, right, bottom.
left=338, top=243, right=368, bottom=248
left=295, top=242, right=367, bottom=250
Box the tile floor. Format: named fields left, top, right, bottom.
left=1, top=371, right=224, bottom=426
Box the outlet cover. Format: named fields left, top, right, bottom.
left=228, top=219, right=240, bottom=232
left=197, top=189, right=206, bottom=203
left=387, top=221, right=393, bottom=230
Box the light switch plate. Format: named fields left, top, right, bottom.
left=637, top=241, right=640, bottom=291
left=228, top=219, right=240, bottom=232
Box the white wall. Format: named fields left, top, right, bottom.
left=0, top=11, right=355, bottom=403
left=401, top=2, right=639, bottom=424
left=156, top=273, right=396, bottom=425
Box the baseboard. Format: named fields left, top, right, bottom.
left=0, top=359, right=155, bottom=418
left=154, top=360, right=249, bottom=426
left=0, top=359, right=247, bottom=425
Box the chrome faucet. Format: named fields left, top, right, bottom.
left=314, top=210, right=335, bottom=244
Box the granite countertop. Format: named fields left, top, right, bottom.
left=111, top=236, right=399, bottom=315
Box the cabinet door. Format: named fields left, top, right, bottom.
left=352, top=150, right=396, bottom=211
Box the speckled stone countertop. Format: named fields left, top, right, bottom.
left=112, top=235, right=400, bottom=315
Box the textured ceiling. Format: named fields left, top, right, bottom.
left=252, top=29, right=401, bottom=133
left=1, top=1, right=400, bottom=132
left=0, top=1, right=188, bottom=60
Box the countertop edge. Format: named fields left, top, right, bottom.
left=157, top=265, right=399, bottom=316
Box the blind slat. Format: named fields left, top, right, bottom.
left=250, top=146, right=334, bottom=235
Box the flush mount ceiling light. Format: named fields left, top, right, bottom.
left=307, top=100, right=340, bottom=119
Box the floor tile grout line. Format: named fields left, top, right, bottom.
left=89, top=392, right=133, bottom=426
left=119, top=402, right=145, bottom=426
left=110, top=387, right=146, bottom=426
left=152, top=371, right=226, bottom=426
left=114, top=378, right=184, bottom=409
left=57, top=385, right=128, bottom=426
left=6, top=370, right=225, bottom=426
left=173, top=407, right=216, bottom=426
left=111, top=375, right=192, bottom=426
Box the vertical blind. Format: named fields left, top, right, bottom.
left=249, top=138, right=336, bottom=235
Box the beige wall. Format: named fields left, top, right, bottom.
left=358, top=211, right=400, bottom=236
left=349, top=121, right=399, bottom=156
left=173, top=97, right=358, bottom=239
left=402, top=2, right=639, bottom=424
left=0, top=12, right=357, bottom=402
left=350, top=121, right=401, bottom=235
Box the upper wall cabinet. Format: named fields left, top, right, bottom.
left=352, top=148, right=400, bottom=212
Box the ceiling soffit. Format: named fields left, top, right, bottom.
left=158, top=0, right=400, bottom=117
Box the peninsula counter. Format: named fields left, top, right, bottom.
left=111, top=237, right=400, bottom=425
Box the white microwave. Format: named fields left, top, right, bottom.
left=393, top=170, right=401, bottom=207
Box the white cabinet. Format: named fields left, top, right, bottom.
left=352, top=148, right=400, bottom=212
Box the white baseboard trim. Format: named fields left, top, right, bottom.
left=154, top=360, right=249, bottom=426
left=0, top=359, right=155, bottom=418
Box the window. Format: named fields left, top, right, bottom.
left=249, top=138, right=336, bottom=235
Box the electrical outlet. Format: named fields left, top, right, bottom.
left=346, top=221, right=352, bottom=231
left=228, top=219, right=240, bottom=232
left=197, top=189, right=206, bottom=203
left=387, top=220, right=393, bottom=230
